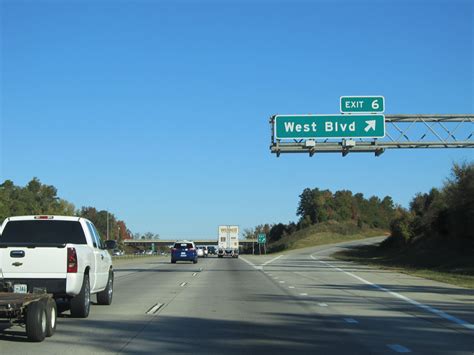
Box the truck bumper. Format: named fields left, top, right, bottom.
left=2, top=278, right=67, bottom=296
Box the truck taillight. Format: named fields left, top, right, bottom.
left=67, top=247, right=78, bottom=273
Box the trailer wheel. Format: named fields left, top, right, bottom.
left=45, top=298, right=57, bottom=337
left=97, top=270, right=114, bottom=305
left=26, top=300, right=47, bottom=342
left=70, top=273, right=90, bottom=318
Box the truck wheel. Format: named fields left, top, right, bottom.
left=70, top=273, right=90, bottom=318
left=97, top=271, right=114, bottom=305
left=45, top=298, right=57, bottom=337
left=26, top=300, right=47, bottom=342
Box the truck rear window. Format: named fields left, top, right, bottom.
left=0, top=220, right=87, bottom=245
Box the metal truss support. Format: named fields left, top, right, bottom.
left=270, top=114, right=474, bottom=156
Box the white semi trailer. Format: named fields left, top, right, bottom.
left=217, top=225, right=239, bottom=258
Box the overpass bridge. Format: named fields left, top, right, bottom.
left=123, top=239, right=257, bottom=250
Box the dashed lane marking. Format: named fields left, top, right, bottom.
left=146, top=303, right=164, bottom=315
left=387, top=344, right=411, bottom=353
left=344, top=318, right=359, bottom=324
left=179, top=282, right=187, bottom=287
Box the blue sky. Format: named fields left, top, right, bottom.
left=1, top=0, right=473, bottom=238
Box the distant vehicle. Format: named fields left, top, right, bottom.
left=0, top=215, right=115, bottom=319
left=218, top=225, right=239, bottom=258
left=208, top=246, right=216, bottom=255
left=171, top=241, right=198, bottom=264
left=112, top=249, right=124, bottom=256
left=196, top=247, right=204, bottom=257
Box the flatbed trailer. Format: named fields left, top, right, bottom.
left=0, top=291, right=57, bottom=342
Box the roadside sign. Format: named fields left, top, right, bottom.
left=340, top=96, right=384, bottom=113
left=274, top=114, right=385, bottom=139
left=258, top=234, right=266, bottom=244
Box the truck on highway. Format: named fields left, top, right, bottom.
left=217, top=225, right=239, bottom=258
left=0, top=215, right=116, bottom=319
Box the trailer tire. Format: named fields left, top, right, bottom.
left=26, top=300, right=47, bottom=342
left=70, top=273, right=90, bottom=318
left=97, top=270, right=114, bottom=305
left=45, top=298, right=57, bottom=337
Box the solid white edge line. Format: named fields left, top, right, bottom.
left=239, top=256, right=262, bottom=270
left=262, top=255, right=284, bottom=266
left=311, top=254, right=474, bottom=331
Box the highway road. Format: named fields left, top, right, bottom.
left=1, top=236, right=473, bottom=354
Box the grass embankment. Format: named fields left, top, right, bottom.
left=333, top=241, right=474, bottom=289
left=267, top=221, right=387, bottom=253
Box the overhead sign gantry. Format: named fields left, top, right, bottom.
left=270, top=96, right=474, bottom=157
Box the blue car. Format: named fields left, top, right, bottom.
left=171, top=241, right=198, bottom=264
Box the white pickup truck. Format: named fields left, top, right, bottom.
left=0, top=215, right=115, bottom=318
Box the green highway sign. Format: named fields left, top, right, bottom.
left=274, top=114, right=385, bottom=139
left=340, top=96, right=384, bottom=113
left=258, top=234, right=266, bottom=244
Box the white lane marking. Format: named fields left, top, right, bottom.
left=299, top=293, right=308, bottom=296
left=273, top=277, right=279, bottom=279
left=192, top=272, right=197, bottom=276
left=387, top=344, right=411, bottom=353
left=288, top=286, right=295, bottom=289
left=239, top=256, right=263, bottom=270
left=239, top=255, right=284, bottom=269
left=311, top=255, right=474, bottom=331
left=279, top=281, right=285, bottom=284
left=146, top=303, right=164, bottom=315
left=179, top=282, right=187, bottom=287
left=318, top=303, right=328, bottom=307
left=262, top=255, right=284, bottom=266
left=344, top=318, right=359, bottom=324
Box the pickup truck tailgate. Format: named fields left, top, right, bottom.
left=0, top=247, right=67, bottom=279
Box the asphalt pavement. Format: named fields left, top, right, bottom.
left=1, top=236, right=473, bottom=354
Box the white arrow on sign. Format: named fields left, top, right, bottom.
left=364, top=120, right=376, bottom=132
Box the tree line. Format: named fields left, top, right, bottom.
left=244, top=188, right=396, bottom=244
left=387, top=162, right=473, bottom=249
left=0, top=178, right=158, bottom=242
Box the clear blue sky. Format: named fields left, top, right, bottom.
left=1, top=0, right=473, bottom=238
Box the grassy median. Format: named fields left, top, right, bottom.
left=267, top=221, right=387, bottom=253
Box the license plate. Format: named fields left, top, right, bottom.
left=181, top=252, right=186, bottom=256
left=14, top=284, right=28, bottom=294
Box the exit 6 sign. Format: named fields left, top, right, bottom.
left=340, top=96, right=385, bottom=113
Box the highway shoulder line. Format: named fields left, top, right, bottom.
left=239, top=255, right=284, bottom=270
left=311, top=254, right=474, bottom=331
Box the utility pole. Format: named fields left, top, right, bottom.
left=106, top=211, right=109, bottom=240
